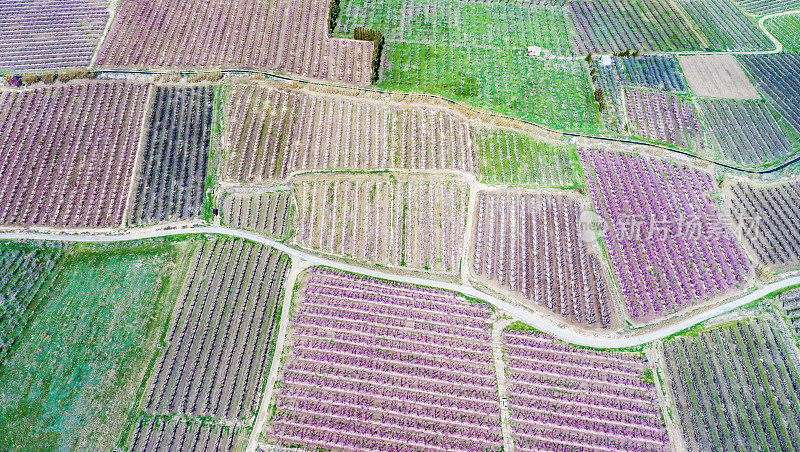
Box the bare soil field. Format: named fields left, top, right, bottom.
left=678, top=55, right=761, bottom=99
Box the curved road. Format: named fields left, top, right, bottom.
left=759, top=9, right=800, bottom=54
left=3, top=226, right=797, bottom=348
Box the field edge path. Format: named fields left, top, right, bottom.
left=0, top=227, right=798, bottom=348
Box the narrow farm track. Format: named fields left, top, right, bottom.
left=89, top=68, right=800, bottom=175
left=1, top=227, right=798, bottom=349
left=759, top=9, right=800, bottom=54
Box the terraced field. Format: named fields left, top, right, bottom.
left=223, top=82, right=576, bottom=188
left=294, top=174, right=468, bottom=274
left=776, top=287, right=800, bottom=336
left=130, top=85, right=214, bottom=225
left=698, top=99, right=796, bottom=167
left=97, top=0, right=373, bottom=84
left=580, top=148, right=751, bottom=322
left=765, top=13, right=800, bottom=51
left=127, top=417, right=247, bottom=451
left=471, top=190, right=615, bottom=328
left=0, top=81, right=149, bottom=228
left=570, top=0, right=703, bottom=53
left=724, top=179, right=800, bottom=270
left=734, top=0, right=799, bottom=15
left=0, top=1, right=109, bottom=71
left=662, top=319, right=800, bottom=451
left=623, top=88, right=702, bottom=148
left=267, top=267, right=502, bottom=450
left=141, top=238, right=290, bottom=421
left=590, top=55, right=686, bottom=132
left=221, top=191, right=293, bottom=240
left=739, top=53, right=800, bottom=135
left=475, top=129, right=578, bottom=188
left=0, top=242, right=64, bottom=360
left=335, top=0, right=600, bottom=133
left=677, top=0, right=771, bottom=51
left=504, top=327, right=669, bottom=451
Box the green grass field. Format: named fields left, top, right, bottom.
left=0, top=240, right=190, bottom=451
left=335, top=0, right=602, bottom=134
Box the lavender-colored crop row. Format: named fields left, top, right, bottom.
left=97, top=0, right=372, bottom=84
left=698, top=99, right=795, bottom=167
left=580, top=148, right=751, bottom=322
left=569, top=0, right=703, bottom=53
left=738, top=53, right=800, bottom=136
left=725, top=180, right=800, bottom=270
left=624, top=87, right=702, bottom=148
left=0, top=0, right=108, bottom=71
left=663, top=319, right=800, bottom=450
left=0, top=81, right=148, bottom=228
left=269, top=267, right=502, bottom=451
left=472, top=190, right=614, bottom=328
left=504, top=329, right=669, bottom=452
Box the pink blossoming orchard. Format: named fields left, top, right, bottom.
left=1, top=0, right=800, bottom=450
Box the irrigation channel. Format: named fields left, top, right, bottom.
left=2, top=226, right=798, bottom=349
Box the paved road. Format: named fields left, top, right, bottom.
left=3, top=227, right=798, bottom=348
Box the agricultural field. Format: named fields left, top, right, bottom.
left=471, top=190, right=615, bottom=328
left=127, top=416, right=247, bottom=451
left=734, top=0, right=800, bottom=15
left=129, top=85, right=214, bottom=225
left=0, top=241, right=181, bottom=451
left=223, top=82, right=576, bottom=188
left=677, top=0, right=772, bottom=51
left=221, top=190, right=294, bottom=240
left=266, top=267, right=502, bottom=450
left=678, top=55, right=761, bottom=100
left=623, top=88, right=702, bottom=148
left=661, top=318, right=800, bottom=450
left=697, top=99, right=796, bottom=167
left=569, top=0, right=703, bottom=53
left=776, top=287, right=800, bottom=336
left=0, top=81, right=148, bottom=228
left=475, top=129, right=578, bottom=188
left=503, top=327, right=669, bottom=451
left=765, top=13, right=800, bottom=51
left=580, top=148, right=752, bottom=323
left=592, top=56, right=686, bottom=94
left=0, top=1, right=109, bottom=71
left=0, top=242, right=64, bottom=361
left=140, top=238, right=290, bottom=422
left=590, top=55, right=686, bottom=132
left=335, top=0, right=600, bottom=133
left=738, top=53, right=800, bottom=134
left=223, top=83, right=467, bottom=182
left=724, top=180, right=800, bottom=270
left=96, top=0, right=373, bottom=84
left=294, top=174, right=468, bottom=274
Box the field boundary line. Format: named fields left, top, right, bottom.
left=89, top=0, right=119, bottom=68
left=492, top=317, right=515, bottom=452
left=89, top=68, right=800, bottom=175
left=122, top=83, right=155, bottom=227
left=247, top=257, right=309, bottom=452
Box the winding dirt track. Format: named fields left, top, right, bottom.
left=2, top=226, right=797, bottom=349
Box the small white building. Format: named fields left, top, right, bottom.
left=526, top=46, right=553, bottom=59
left=599, top=55, right=613, bottom=67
